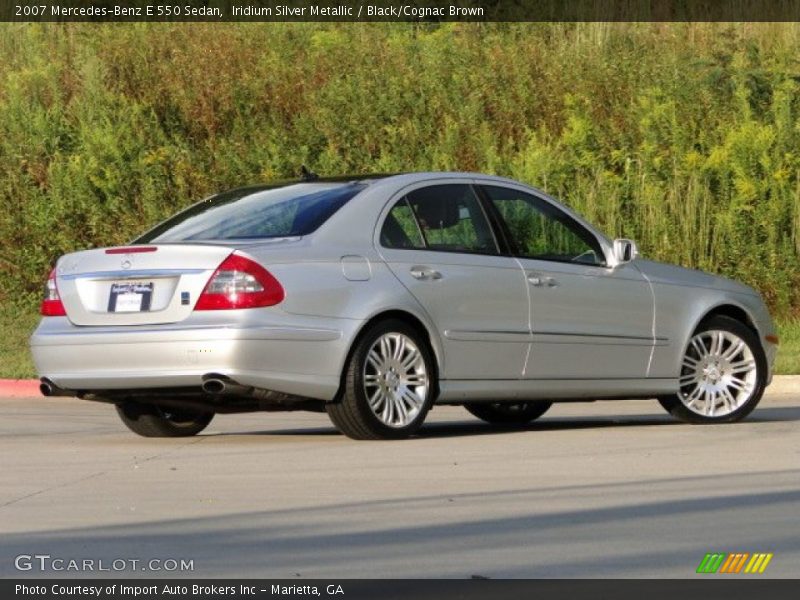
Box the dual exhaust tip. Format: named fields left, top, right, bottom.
left=39, top=376, right=248, bottom=398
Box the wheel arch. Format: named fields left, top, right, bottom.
left=680, top=302, right=768, bottom=370
left=333, top=308, right=443, bottom=402
left=692, top=303, right=761, bottom=338
left=659, top=302, right=769, bottom=424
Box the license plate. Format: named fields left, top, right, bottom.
left=108, top=282, right=153, bottom=313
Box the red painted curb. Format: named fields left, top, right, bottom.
left=0, top=379, right=41, bottom=397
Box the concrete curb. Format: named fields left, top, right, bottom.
left=0, top=375, right=797, bottom=398
left=0, top=379, right=41, bottom=398
left=768, top=375, right=800, bottom=394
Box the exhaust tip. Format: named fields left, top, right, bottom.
left=39, top=378, right=76, bottom=398
left=202, top=379, right=226, bottom=394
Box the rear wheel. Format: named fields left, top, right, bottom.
left=658, top=315, right=766, bottom=424
left=327, top=320, right=435, bottom=440
left=116, top=402, right=214, bottom=437
left=465, top=401, right=552, bottom=425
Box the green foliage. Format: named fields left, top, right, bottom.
left=0, top=303, right=40, bottom=379
left=1, top=23, right=800, bottom=316
left=775, top=319, right=800, bottom=375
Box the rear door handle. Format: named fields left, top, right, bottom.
left=410, top=266, right=443, bottom=281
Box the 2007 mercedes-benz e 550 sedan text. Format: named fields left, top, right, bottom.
left=30, top=173, right=778, bottom=439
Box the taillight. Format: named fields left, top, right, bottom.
left=195, top=253, right=284, bottom=310
left=40, top=268, right=67, bottom=316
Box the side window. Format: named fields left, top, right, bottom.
left=405, top=184, right=498, bottom=255
left=482, top=186, right=605, bottom=266
left=381, top=198, right=426, bottom=249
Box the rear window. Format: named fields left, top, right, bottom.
left=136, top=183, right=366, bottom=242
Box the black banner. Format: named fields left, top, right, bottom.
left=4, top=0, right=800, bottom=23
left=5, top=580, right=800, bottom=600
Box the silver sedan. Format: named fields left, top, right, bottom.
left=30, top=173, right=778, bottom=439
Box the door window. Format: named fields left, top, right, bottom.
left=481, top=185, right=605, bottom=266
left=381, top=184, right=499, bottom=255
left=380, top=198, right=426, bottom=249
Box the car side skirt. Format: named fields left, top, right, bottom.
left=436, top=378, right=678, bottom=404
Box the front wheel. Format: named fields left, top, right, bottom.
left=116, top=402, right=214, bottom=437
left=327, top=320, right=436, bottom=440
left=658, top=315, right=767, bottom=424
left=465, top=401, right=552, bottom=425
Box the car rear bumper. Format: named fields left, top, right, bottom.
left=30, top=317, right=358, bottom=401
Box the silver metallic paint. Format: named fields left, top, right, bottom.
left=30, top=172, right=776, bottom=405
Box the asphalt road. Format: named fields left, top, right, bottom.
left=1, top=389, right=799, bottom=579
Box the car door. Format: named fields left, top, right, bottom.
left=478, top=184, right=655, bottom=380
left=376, top=182, right=530, bottom=380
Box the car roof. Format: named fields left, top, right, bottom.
left=216, top=172, right=546, bottom=202
left=305, top=173, right=403, bottom=183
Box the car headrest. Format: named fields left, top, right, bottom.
left=408, top=187, right=461, bottom=230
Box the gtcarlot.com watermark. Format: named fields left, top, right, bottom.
left=15, top=554, right=194, bottom=573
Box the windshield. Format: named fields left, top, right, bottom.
left=136, top=182, right=366, bottom=242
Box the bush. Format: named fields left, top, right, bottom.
left=1, top=22, right=799, bottom=316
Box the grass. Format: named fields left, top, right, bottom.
left=0, top=304, right=40, bottom=379
left=2, top=302, right=798, bottom=379
left=775, top=319, right=800, bottom=375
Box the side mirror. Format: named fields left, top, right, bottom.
left=613, top=239, right=639, bottom=265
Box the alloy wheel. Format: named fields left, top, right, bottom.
left=678, top=329, right=758, bottom=417
left=363, top=332, right=429, bottom=428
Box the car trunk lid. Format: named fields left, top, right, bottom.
left=54, top=244, right=234, bottom=326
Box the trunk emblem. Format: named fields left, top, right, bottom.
left=59, top=260, right=79, bottom=274
left=121, top=258, right=132, bottom=270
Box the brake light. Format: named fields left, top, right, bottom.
left=40, top=268, right=67, bottom=316
left=195, top=253, right=284, bottom=310
left=105, top=246, right=157, bottom=254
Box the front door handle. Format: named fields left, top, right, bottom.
left=528, top=274, right=558, bottom=287
left=410, top=266, right=443, bottom=281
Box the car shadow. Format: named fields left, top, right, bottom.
left=204, top=403, right=800, bottom=439
left=419, top=403, right=800, bottom=439
left=416, top=416, right=680, bottom=439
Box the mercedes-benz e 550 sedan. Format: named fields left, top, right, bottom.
left=30, top=172, right=778, bottom=439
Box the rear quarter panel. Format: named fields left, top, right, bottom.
left=247, top=242, right=446, bottom=381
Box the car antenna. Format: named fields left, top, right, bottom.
left=300, top=165, right=319, bottom=181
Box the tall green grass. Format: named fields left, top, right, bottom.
left=0, top=303, right=40, bottom=379
left=1, top=23, right=799, bottom=318
left=775, top=319, right=800, bottom=375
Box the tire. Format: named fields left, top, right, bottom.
left=658, top=315, right=767, bottom=424
left=327, top=319, right=436, bottom=440
left=465, top=401, right=552, bottom=425
left=116, top=401, right=214, bottom=437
